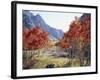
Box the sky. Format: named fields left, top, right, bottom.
left=30, top=11, right=83, bottom=32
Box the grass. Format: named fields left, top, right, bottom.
left=31, top=55, right=70, bottom=68
left=23, top=52, right=81, bottom=69
left=23, top=54, right=81, bottom=69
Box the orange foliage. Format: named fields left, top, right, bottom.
left=23, top=27, right=49, bottom=50
left=60, top=14, right=91, bottom=49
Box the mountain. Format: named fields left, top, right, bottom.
left=80, top=13, right=91, bottom=22
left=23, top=11, right=64, bottom=40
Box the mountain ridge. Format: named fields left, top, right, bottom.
left=23, top=11, right=64, bottom=40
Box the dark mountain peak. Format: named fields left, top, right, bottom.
left=23, top=10, right=34, bottom=17
left=36, top=14, right=41, bottom=17
left=80, top=13, right=91, bottom=22
left=35, top=14, right=45, bottom=23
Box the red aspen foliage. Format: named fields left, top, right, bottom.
left=23, top=27, right=49, bottom=50
left=60, top=14, right=91, bottom=49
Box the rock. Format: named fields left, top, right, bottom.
left=45, top=64, right=55, bottom=68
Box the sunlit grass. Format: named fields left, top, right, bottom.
left=31, top=55, right=69, bottom=68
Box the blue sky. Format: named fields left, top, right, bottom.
left=30, top=11, right=83, bottom=32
